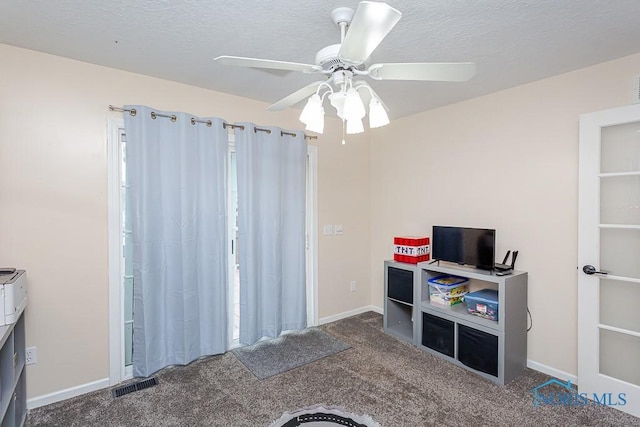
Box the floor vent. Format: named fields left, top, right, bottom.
left=112, top=377, right=159, bottom=398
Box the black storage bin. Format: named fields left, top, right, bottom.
left=457, top=324, right=498, bottom=377
left=422, top=312, right=455, bottom=357
left=387, top=266, right=413, bottom=304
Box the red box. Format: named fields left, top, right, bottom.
left=393, top=236, right=430, bottom=264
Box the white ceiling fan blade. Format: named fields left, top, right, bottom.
left=367, top=62, right=477, bottom=82
left=214, top=55, right=322, bottom=73
left=338, top=1, right=402, bottom=64
left=267, top=81, right=326, bottom=111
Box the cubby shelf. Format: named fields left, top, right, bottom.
left=0, top=311, right=26, bottom=427
left=383, top=260, right=528, bottom=385
left=383, top=261, right=421, bottom=343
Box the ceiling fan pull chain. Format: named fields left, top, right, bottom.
left=342, top=120, right=346, bottom=145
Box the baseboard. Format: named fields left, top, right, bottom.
left=527, top=359, right=577, bottom=384
left=319, top=305, right=382, bottom=325
left=27, top=377, right=110, bottom=410
left=368, top=305, right=383, bottom=315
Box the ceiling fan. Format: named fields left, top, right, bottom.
left=214, top=1, right=475, bottom=134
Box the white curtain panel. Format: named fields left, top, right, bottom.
left=124, top=106, right=229, bottom=377
left=235, top=124, right=307, bottom=345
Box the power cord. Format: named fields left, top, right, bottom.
left=527, top=307, right=532, bottom=332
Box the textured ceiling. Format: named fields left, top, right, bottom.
left=1, top=1, right=640, bottom=119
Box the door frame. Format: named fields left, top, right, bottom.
left=107, top=118, right=128, bottom=384
left=577, top=103, right=640, bottom=416
left=306, top=144, right=319, bottom=327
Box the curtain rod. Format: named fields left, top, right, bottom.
left=108, top=105, right=318, bottom=140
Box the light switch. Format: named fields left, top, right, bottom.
left=323, top=225, right=334, bottom=235
left=335, top=225, right=344, bottom=235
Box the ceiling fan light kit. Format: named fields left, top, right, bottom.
left=299, top=71, right=386, bottom=136
left=214, top=1, right=476, bottom=138
left=300, top=77, right=388, bottom=135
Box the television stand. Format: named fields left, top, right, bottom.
left=383, top=260, right=528, bottom=384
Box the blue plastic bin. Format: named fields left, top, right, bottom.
left=464, top=289, right=499, bottom=321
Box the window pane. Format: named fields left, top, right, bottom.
left=124, top=277, right=134, bottom=322
left=125, top=322, right=133, bottom=366
left=600, top=228, right=640, bottom=279
left=600, top=176, right=640, bottom=224
left=599, top=279, right=640, bottom=334
left=601, top=122, right=640, bottom=173
left=124, top=232, right=133, bottom=277
left=600, top=328, right=640, bottom=386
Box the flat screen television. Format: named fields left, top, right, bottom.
left=432, top=226, right=496, bottom=271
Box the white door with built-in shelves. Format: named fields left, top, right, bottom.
left=578, top=103, right=640, bottom=417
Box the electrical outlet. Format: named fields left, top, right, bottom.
left=350, top=280, right=357, bottom=292
left=26, top=347, right=37, bottom=365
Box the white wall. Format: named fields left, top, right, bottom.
left=0, top=43, right=371, bottom=398
left=369, top=53, right=640, bottom=376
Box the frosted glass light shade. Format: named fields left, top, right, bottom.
left=305, top=107, right=325, bottom=134
left=368, top=97, right=390, bottom=128
left=343, top=88, right=366, bottom=121
left=329, top=92, right=348, bottom=120
left=299, top=94, right=322, bottom=126
left=346, top=118, right=364, bottom=134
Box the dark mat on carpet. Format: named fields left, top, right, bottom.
left=269, top=405, right=381, bottom=427
left=232, top=328, right=350, bottom=379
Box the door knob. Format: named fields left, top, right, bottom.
left=582, top=265, right=608, bottom=275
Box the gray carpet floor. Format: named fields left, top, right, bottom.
left=26, top=312, right=640, bottom=426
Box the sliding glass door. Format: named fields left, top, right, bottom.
left=111, top=124, right=317, bottom=380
